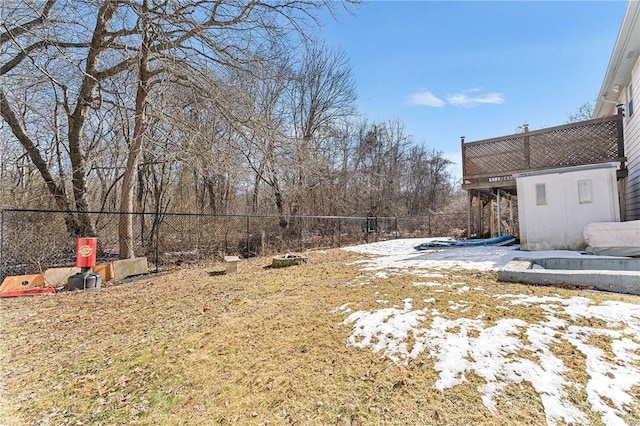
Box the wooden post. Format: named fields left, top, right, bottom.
left=467, top=191, right=473, bottom=238
left=460, top=136, right=466, bottom=181
left=509, top=196, right=514, bottom=236
left=496, top=189, right=502, bottom=236
left=618, top=178, right=627, bottom=222
left=476, top=195, right=484, bottom=236
left=523, top=124, right=530, bottom=170
left=616, top=105, right=626, bottom=178
left=488, top=196, right=494, bottom=237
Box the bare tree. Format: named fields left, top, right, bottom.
left=167, top=88, right=240, bottom=215
left=1, top=0, right=360, bottom=254
left=403, top=147, right=453, bottom=214
left=288, top=40, right=357, bottom=216
left=348, top=119, right=410, bottom=216
left=1, top=0, right=133, bottom=236
left=236, top=58, right=292, bottom=226
left=567, top=101, right=595, bottom=123
left=112, top=1, right=361, bottom=257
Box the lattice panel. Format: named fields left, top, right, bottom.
left=529, top=121, right=618, bottom=168
left=463, top=136, right=526, bottom=176
left=464, top=117, right=621, bottom=182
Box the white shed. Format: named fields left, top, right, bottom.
left=515, top=162, right=620, bottom=251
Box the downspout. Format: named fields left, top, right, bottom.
left=616, top=105, right=627, bottom=221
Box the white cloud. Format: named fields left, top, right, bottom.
left=406, top=88, right=504, bottom=108
left=406, top=90, right=445, bottom=107
left=447, top=90, right=505, bottom=107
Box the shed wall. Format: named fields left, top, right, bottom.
left=517, top=166, right=620, bottom=250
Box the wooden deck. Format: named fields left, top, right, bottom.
left=461, top=113, right=625, bottom=238
left=462, top=114, right=625, bottom=192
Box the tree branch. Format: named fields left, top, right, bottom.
left=1, top=41, right=89, bottom=76
left=0, top=0, right=58, bottom=45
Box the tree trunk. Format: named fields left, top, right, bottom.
left=272, top=173, right=288, bottom=228
left=66, top=1, right=117, bottom=237
left=275, top=189, right=287, bottom=228
left=0, top=88, right=83, bottom=235
left=118, top=8, right=151, bottom=259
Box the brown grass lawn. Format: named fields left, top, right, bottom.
left=1, top=248, right=640, bottom=425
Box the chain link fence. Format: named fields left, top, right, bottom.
left=0, top=209, right=467, bottom=280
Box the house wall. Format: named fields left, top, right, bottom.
left=516, top=165, right=620, bottom=251
left=624, top=56, right=640, bottom=219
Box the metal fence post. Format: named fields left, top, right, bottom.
left=394, top=217, right=398, bottom=239
left=154, top=211, right=160, bottom=273
left=246, top=215, right=250, bottom=256
left=365, top=217, right=369, bottom=243
left=338, top=218, right=342, bottom=247
left=0, top=210, right=4, bottom=282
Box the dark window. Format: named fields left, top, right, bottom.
left=536, top=183, right=547, bottom=206
left=629, top=84, right=634, bottom=118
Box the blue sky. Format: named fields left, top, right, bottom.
left=316, top=1, right=628, bottom=180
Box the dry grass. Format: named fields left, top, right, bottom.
left=1, top=248, right=639, bottom=425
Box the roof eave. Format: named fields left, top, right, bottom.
left=594, top=1, right=640, bottom=118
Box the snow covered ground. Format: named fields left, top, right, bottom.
left=337, top=238, right=640, bottom=426
left=343, top=237, right=615, bottom=272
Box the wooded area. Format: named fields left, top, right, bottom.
left=1, top=0, right=460, bottom=259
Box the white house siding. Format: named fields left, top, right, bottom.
left=623, top=56, right=640, bottom=219
left=515, top=164, right=620, bottom=251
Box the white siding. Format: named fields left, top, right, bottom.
left=625, top=56, right=640, bottom=220
left=517, top=165, right=620, bottom=251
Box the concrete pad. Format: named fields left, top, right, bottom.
left=224, top=256, right=240, bottom=273
left=112, top=257, right=148, bottom=281
left=44, top=267, right=80, bottom=288
left=498, top=257, right=640, bottom=296
left=0, top=274, right=45, bottom=292
left=92, top=264, right=113, bottom=282
left=535, top=257, right=640, bottom=271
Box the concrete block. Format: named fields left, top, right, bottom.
left=0, top=274, right=45, bottom=292
left=501, top=259, right=533, bottom=272
left=584, top=220, right=640, bottom=248
left=498, top=257, right=640, bottom=296
left=92, top=264, right=113, bottom=282
left=44, top=267, right=80, bottom=288
left=112, top=257, right=148, bottom=281
left=224, top=256, right=240, bottom=273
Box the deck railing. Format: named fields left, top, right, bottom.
left=462, top=114, right=624, bottom=190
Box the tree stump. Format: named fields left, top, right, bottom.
left=271, top=254, right=307, bottom=268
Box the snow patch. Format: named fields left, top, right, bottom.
left=338, top=295, right=640, bottom=425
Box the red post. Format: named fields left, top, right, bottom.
left=76, top=237, right=97, bottom=269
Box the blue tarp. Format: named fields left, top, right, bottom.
left=414, top=235, right=516, bottom=251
